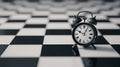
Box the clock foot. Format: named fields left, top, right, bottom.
left=72, top=44, right=79, bottom=56
left=91, top=44, right=96, bottom=50
left=72, top=44, right=77, bottom=49
left=83, top=44, right=96, bottom=50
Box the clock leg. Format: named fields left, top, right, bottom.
left=72, top=44, right=79, bottom=56
left=72, top=44, right=77, bottom=49
left=91, top=44, right=96, bottom=50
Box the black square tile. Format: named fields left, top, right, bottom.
left=95, top=58, right=120, bottom=67
left=7, top=20, right=26, bottom=22
left=69, top=16, right=84, bottom=18
left=107, top=15, right=120, bottom=18
left=11, top=36, right=44, bottom=44
left=69, top=16, right=74, bottom=18
left=95, top=36, right=109, bottom=44
left=0, top=16, right=9, bottom=18
left=99, top=29, right=120, bottom=35
left=49, top=20, right=68, bottom=22
left=112, top=45, right=120, bottom=55
left=24, top=24, right=46, bottom=28
left=117, top=24, right=120, bottom=27
left=96, top=19, right=110, bottom=22
left=0, top=58, right=38, bottom=67
left=51, top=12, right=65, bottom=14
left=41, top=45, right=79, bottom=56
left=0, top=30, right=19, bottom=35
left=45, top=29, right=71, bottom=35
left=0, top=45, right=8, bottom=56
left=82, top=58, right=120, bottom=67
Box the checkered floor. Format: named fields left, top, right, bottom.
left=0, top=0, right=120, bottom=67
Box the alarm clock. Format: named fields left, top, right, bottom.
left=72, top=11, right=98, bottom=49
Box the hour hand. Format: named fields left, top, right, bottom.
left=76, top=30, right=84, bottom=35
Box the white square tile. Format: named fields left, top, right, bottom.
left=0, top=35, right=15, bottom=44
left=68, top=18, right=74, bottom=24
left=44, top=35, right=75, bottom=44
left=17, top=28, right=46, bottom=36
left=104, top=35, right=120, bottom=44
left=95, top=23, right=120, bottom=29
left=17, top=8, right=35, bottom=14
left=66, top=5, right=79, bottom=10
left=101, top=11, right=119, bottom=16
left=32, top=11, right=50, bottom=16
left=0, top=18, right=7, bottom=24
left=41, top=1, right=53, bottom=4
left=0, top=23, right=25, bottom=29
left=81, top=7, right=99, bottom=13
left=5, top=5, right=18, bottom=11
left=109, top=18, right=120, bottom=24
left=49, top=14, right=68, bottom=20
left=37, top=57, right=84, bottom=67
left=0, top=11, right=16, bottom=16
left=50, top=7, right=66, bottom=13
left=26, top=18, right=48, bottom=24
left=78, top=45, right=120, bottom=57
left=47, top=23, right=71, bottom=29
left=67, top=11, right=78, bottom=16
left=94, top=14, right=107, bottom=20
left=97, top=30, right=102, bottom=36
left=9, top=14, right=31, bottom=20
left=1, top=45, right=42, bottom=58
left=68, top=18, right=84, bottom=25
left=37, top=5, right=50, bottom=10
left=0, top=9, right=4, bottom=11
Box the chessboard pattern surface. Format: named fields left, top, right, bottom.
left=0, top=0, right=120, bottom=67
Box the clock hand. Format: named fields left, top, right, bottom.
left=83, top=26, right=89, bottom=36
left=76, top=30, right=84, bottom=35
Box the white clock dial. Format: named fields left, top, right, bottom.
left=74, top=24, right=94, bottom=44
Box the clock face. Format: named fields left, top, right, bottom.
left=74, top=24, right=95, bottom=44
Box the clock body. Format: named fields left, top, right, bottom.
left=72, top=23, right=97, bottom=47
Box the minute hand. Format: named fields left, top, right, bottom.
left=84, top=26, right=89, bottom=35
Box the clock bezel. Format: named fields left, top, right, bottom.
left=72, top=23, right=97, bottom=46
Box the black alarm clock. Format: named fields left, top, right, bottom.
left=72, top=11, right=98, bottom=49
